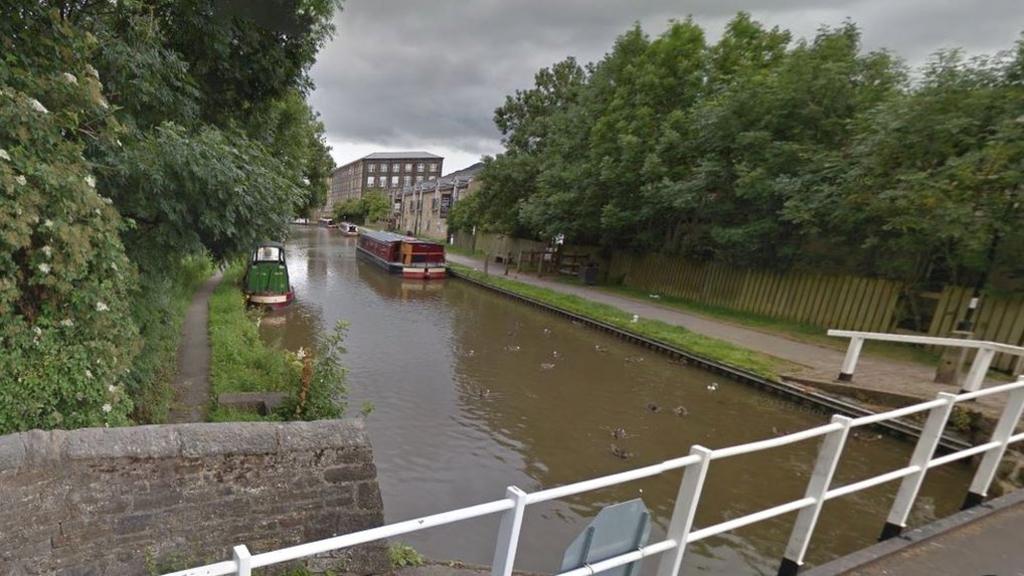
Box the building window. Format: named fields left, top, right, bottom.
left=380, top=163, right=388, bottom=173
left=404, top=175, right=412, bottom=186
left=428, top=175, right=436, bottom=181
left=367, top=176, right=375, bottom=187
left=405, top=163, right=412, bottom=172
left=368, top=164, right=376, bottom=173
left=416, top=163, right=425, bottom=173
left=429, top=163, right=438, bottom=172
left=391, top=175, right=399, bottom=186
left=416, top=175, right=424, bottom=183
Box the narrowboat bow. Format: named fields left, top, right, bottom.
left=244, top=241, right=295, bottom=307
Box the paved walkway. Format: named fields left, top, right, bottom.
left=448, top=254, right=1008, bottom=417
left=167, top=271, right=223, bottom=423
left=806, top=489, right=1024, bottom=576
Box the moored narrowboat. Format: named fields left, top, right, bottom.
left=244, top=241, right=295, bottom=307
left=340, top=222, right=359, bottom=236
left=356, top=230, right=446, bottom=279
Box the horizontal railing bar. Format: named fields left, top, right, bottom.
left=527, top=454, right=701, bottom=504
left=162, top=561, right=237, bottom=576
left=850, top=399, right=946, bottom=427
left=1010, top=432, right=1024, bottom=444
left=249, top=499, right=515, bottom=568
left=927, top=441, right=1002, bottom=468
left=827, top=330, right=1024, bottom=356
left=825, top=465, right=919, bottom=500
left=955, top=380, right=1024, bottom=401
left=711, top=423, right=843, bottom=460
left=689, top=497, right=816, bottom=542
left=555, top=539, right=677, bottom=576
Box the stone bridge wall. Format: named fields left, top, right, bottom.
left=0, top=420, right=388, bottom=576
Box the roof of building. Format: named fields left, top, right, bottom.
left=400, top=162, right=484, bottom=196
left=362, top=151, right=442, bottom=160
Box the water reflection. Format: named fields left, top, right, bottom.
left=260, top=226, right=971, bottom=575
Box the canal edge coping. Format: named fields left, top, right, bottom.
left=447, top=267, right=971, bottom=452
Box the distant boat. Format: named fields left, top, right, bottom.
left=339, top=222, right=359, bottom=236
left=243, top=241, right=295, bottom=308
left=318, top=217, right=337, bottom=228
left=356, top=229, right=446, bottom=280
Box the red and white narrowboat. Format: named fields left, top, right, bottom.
left=356, top=230, right=446, bottom=280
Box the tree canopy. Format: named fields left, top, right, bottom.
left=466, top=13, right=1024, bottom=289
left=0, top=1, right=338, bottom=432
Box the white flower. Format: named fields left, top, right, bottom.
left=84, top=175, right=96, bottom=188
left=0, top=149, right=9, bottom=162
left=62, top=72, right=78, bottom=85
left=110, top=262, right=118, bottom=271
left=85, top=64, right=99, bottom=79
left=85, top=369, right=93, bottom=379
left=42, top=246, right=52, bottom=257
left=38, top=262, right=51, bottom=274
left=99, top=195, right=113, bottom=205
left=296, top=347, right=307, bottom=360
left=95, top=301, right=109, bottom=312
left=107, top=384, right=118, bottom=393
left=101, top=403, right=112, bottom=413
left=16, top=175, right=27, bottom=186
left=33, top=326, right=42, bottom=336
left=43, top=219, right=53, bottom=228
left=28, top=98, right=48, bottom=114
left=60, top=318, right=74, bottom=328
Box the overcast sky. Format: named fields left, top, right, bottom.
left=309, top=0, right=1024, bottom=173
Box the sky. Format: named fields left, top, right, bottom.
left=309, top=0, right=1024, bottom=173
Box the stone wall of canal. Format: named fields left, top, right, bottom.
left=0, top=419, right=387, bottom=576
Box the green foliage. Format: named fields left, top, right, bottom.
left=388, top=543, right=426, bottom=568
left=209, top=262, right=347, bottom=421
left=450, top=264, right=785, bottom=378
left=0, top=10, right=139, bottom=433
left=332, top=190, right=391, bottom=225
left=1, top=1, right=338, bottom=431
left=467, top=13, right=1024, bottom=288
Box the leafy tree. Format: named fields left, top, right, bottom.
left=0, top=9, right=138, bottom=432
left=361, top=190, right=391, bottom=224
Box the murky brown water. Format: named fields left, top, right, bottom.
left=260, top=226, right=972, bottom=575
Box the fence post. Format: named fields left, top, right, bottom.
left=656, top=446, right=712, bottom=576
left=961, top=347, right=996, bottom=393
left=232, top=545, right=252, bottom=576
left=880, top=392, right=957, bottom=540
left=963, top=377, right=1024, bottom=509
left=837, top=337, right=863, bottom=381
left=491, top=486, right=528, bottom=576
left=778, top=416, right=852, bottom=576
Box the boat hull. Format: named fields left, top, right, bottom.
left=357, top=245, right=404, bottom=273
left=246, top=290, right=295, bottom=309
left=402, top=266, right=447, bottom=280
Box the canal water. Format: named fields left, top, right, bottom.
left=260, top=226, right=972, bottom=575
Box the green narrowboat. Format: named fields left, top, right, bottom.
left=243, top=241, right=294, bottom=308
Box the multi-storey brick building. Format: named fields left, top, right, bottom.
left=326, top=152, right=443, bottom=213
left=397, top=162, right=483, bottom=240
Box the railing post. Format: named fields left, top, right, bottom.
left=961, top=346, right=996, bottom=393
left=880, top=392, right=957, bottom=540
left=778, top=416, right=852, bottom=576
left=656, top=446, right=712, bottom=576
left=838, top=337, right=863, bottom=382
left=232, top=545, right=251, bottom=576
left=963, top=378, right=1024, bottom=509
left=491, top=486, right=528, bottom=576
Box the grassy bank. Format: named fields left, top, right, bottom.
left=449, top=263, right=788, bottom=379
left=208, top=261, right=347, bottom=422
left=127, top=256, right=214, bottom=424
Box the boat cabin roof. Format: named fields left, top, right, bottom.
left=255, top=241, right=286, bottom=249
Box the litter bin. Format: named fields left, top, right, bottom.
left=581, top=262, right=599, bottom=286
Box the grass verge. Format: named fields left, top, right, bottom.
left=449, top=263, right=789, bottom=379
left=127, top=255, right=214, bottom=424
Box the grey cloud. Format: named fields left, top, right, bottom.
left=310, top=0, right=1024, bottom=161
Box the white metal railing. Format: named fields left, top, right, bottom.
left=165, top=377, right=1024, bottom=576
left=828, top=329, right=1024, bottom=392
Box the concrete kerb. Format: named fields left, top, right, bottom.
left=447, top=266, right=971, bottom=452
left=802, top=488, right=1024, bottom=576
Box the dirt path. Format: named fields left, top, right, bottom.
left=447, top=253, right=1011, bottom=417
left=168, top=271, right=223, bottom=423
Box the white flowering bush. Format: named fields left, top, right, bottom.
left=0, top=12, right=139, bottom=432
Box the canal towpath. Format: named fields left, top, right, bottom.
left=446, top=253, right=1009, bottom=417
left=168, top=271, right=223, bottom=423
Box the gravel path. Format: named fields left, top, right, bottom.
left=168, top=271, right=223, bottom=423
